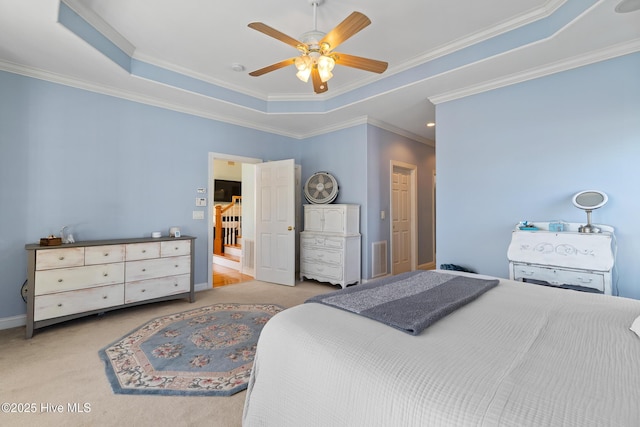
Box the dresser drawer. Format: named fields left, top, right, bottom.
left=34, top=284, right=124, bottom=321
left=36, top=247, right=85, bottom=270
left=125, top=274, right=190, bottom=303
left=301, top=248, right=343, bottom=265
left=161, top=240, right=191, bottom=257
left=85, top=245, right=125, bottom=265
left=125, top=242, right=161, bottom=261
left=301, top=261, right=343, bottom=280
left=34, top=263, right=125, bottom=295
left=513, top=264, right=604, bottom=292
left=301, top=234, right=344, bottom=249
left=125, top=255, right=191, bottom=282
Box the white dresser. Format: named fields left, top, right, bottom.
left=507, top=222, right=615, bottom=295
left=25, top=236, right=195, bottom=338
left=300, top=204, right=361, bottom=288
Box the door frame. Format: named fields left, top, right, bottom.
left=389, top=160, right=418, bottom=274
left=208, top=152, right=262, bottom=288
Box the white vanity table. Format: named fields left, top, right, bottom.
left=507, top=222, right=615, bottom=295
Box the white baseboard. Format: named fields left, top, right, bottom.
left=1, top=283, right=210, bottom=331
left=0, top=314, right=26, bottom=330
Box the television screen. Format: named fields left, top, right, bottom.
left=214, top=180, right=241, bottom=202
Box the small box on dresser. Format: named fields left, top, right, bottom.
left=300, top=204, right=361, bottom=288
left=25, top=236, right=195, bottom=338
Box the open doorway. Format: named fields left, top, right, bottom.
left=208, top=153, right=261, bottom=288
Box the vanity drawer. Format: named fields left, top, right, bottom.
left=125, top=274, right=190, bottom=303
left=301, top=261, right=343, bottom=280
left=85, top=245, right=125, bottom=265
left=513, top=264, right=604, bottom=292
left=34, top=263, right=125, bottom=295
left=125, top=256, right=191, bottom=282
left=34, top=284, right=124, bottom=321
left=125, top=242, right=161, bottom=261
left=161, top=240, right=191, bottom=257
left=36, top=247, right=85, bottom=270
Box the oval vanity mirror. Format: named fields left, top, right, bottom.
left=572, top=190, right=608, bottom=233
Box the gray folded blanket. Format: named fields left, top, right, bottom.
left=306, top=270, right=498, bottom=335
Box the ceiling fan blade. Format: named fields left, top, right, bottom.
left=320, top=12, right=371, bottom=51
left=311, top=67, right=328, bottom=94
left=249, top=58, right=297, bottom=76
left=248, top=22, right=304, bottom=50
left=334, top=53, right=388, bottom=74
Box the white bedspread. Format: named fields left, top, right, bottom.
left=243, top=275, right=640, bottom=426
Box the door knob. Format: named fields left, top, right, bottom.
left=288, top=226, right=294, bottom=231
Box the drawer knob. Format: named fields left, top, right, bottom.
left=103, top=273, right=108, bottom=277
left=141, top=289, right=146, bottom=293
left=174, top=247, right=179, bottom=250
left=57, top=303, right=62, bottom=307
left=58, top=279, right=63, bottom=283
left=102, top=295, right=108, bottom=299
left=142, top=268, right=146, bottom=272
left=104, top=253, right=109, bottom=257
left=59, top=256, right=64, bottom=260
left=175, top=265, right=179, bottom=268
left=174, top=283, right=178, bottom=287
left=142, top=250, right=146, bottom=253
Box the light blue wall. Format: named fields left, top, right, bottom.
left=366, top=125, right=436, bottom=274
left=0, top=70, right=433, bottom=321
left=300, top=125, right=436, bottom=280
left=0, top=71, right=298, bottom=318
left=299, top=125, right=370, bottom=278
left=436, top=52, right=640, bottom=299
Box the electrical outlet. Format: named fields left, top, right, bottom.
left=193, top=211, right=204, bottom=220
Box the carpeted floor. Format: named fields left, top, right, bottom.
left=0, top=280, right=336, bottom=427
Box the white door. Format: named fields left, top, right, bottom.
left=391, top=165, right=414, bottom=275
left=255, top=159, right=296, bottom=286
left=241, top=163, right=256, bottom=277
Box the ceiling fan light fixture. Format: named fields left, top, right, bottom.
left=295, top=55, right=312, bottom=71
left=296, top=67, right=312, bottom=82
left=317, top=55, right=335, bottom=82
left=317, top=55, right=335, bottom=71
left=318, top=68, right=333, bottom=82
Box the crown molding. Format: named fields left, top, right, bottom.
left=381, top=0, right=566, bottom=79
left=429, top=38, right=640, bottom=104
left=0, top=59, right=302, bottom=139
left=367, top=118, right=435, bottom=146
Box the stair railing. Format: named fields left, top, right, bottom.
left=214, top=196, right=242, bottom=255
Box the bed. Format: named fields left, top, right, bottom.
left=242, top=270, right=640, bottom=426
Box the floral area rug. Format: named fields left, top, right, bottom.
left=99, top=303, right=283, bottom=396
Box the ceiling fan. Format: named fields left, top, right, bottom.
left=248, top=0, right=388, bottom=94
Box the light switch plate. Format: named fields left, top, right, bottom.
left=197, top=188, right=206, bottom=194
left=193, top=210, right=205, bottom=220
left=196, top=197, right=207, bottom=207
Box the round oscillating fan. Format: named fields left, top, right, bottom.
left=304, top=172, right=338, bottom=204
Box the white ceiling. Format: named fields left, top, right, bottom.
left=0, top=0, right=638, bottom=144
